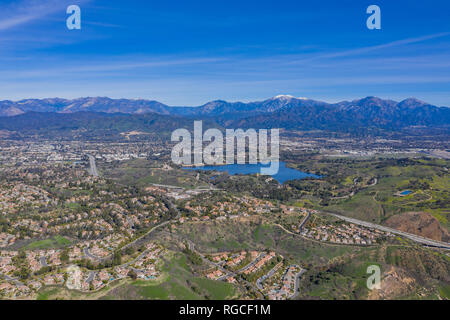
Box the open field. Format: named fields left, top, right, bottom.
left=25, top=236, right=72, bottom=250
left=101, top=158, right=210, bottom=189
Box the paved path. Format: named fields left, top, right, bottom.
left=120, top=249, right=152, bottom=268
left=86, top=271, right=96, bottom=283
left=367, top=178, right=378, bottom=187
left=324, top=211, right=450, bottom=250
left=87, top=155, right=99, bottom=177
left=150, top=183, right=184, bottom=189
left=150, top=183, right=221, bottom=192
left=298, top=212, right=311, bottom=231
left=84, top=247, right=101, bottom=261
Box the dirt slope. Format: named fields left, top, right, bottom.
left=385, top=211, right=449, bottom=242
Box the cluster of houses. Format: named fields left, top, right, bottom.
left=126, top=243, right=162, bottom=280
left=181, top=195, right=276, bottom=222
left=266, top=265, right=302, bottom=300
left=0, top=140, right=164, bottom=167
left=0, top=242, right=163, bottom=298
left=0, top=233, right=15, bottom=248
left=209, top=251, right=255, bottom=269
left=242, top=252, right=276, bottom=275
left=26, top=250, right=62, bottom=272
left=205, top=251, right=278, bottom=287
left=0, top=183, right=53, bottom=215
left=0, top=282, right=31, bottom=298
left=301, top=223, right=387, bottom=245
left=10, top=197, right=165, bottom=244
left=1, top=159, right=171, bottom=244
left=206, top=268, right=225, bottom=280
left=226, top=251, right=251, bottom=268
left=205, top=250, right=302, bottom=300
left=0, top=251, right=17, bottom=275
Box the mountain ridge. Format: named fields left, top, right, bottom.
left=0, top=96, right=448, bottom=134
left=1, top=95, right=448, bottom=118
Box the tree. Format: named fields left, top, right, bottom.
left=128, top=270, right=137, bottom=280
left=15, top=266, right=31, bottom=280
left=125, top=246, right=135, bottom=256
left=112, top=251, right=122, bottom=266
left=60, top=249, right=70, bottom=263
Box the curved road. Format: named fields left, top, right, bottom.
left=84, top=247, right=101, bottom=261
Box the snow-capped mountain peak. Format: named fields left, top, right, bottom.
left=273, top=94, right=295, bottom=100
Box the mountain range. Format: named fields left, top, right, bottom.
left=0, top=95, right=313, bottom=117
left=0, top=95, right=449, bottom=135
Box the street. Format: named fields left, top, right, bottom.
left=87, top=155, right=99, bottom=177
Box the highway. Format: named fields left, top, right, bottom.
left=324, top=211, right=450, bottom=250
left=87, top=155, right=99, bottom=177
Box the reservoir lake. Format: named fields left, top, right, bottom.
left=183, top=161, right=320, bottom=184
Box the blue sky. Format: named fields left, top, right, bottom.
left=0, top=0, right=450, bottom=106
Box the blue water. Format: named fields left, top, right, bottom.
left=183, top=161, right=320, bottom=184
left=400, top=190, right=412, bottom=195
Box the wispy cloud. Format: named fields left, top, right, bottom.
left=0, top=56, right=229, bottom=79
left=288, top=32, right=450, bottom=64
